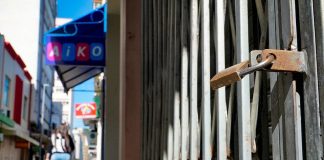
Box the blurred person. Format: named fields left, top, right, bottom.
left=46, top=124, right=75, bottom=160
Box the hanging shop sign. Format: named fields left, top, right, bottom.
left=75, top=103, right=97, bottom=119
left=46, top=41, right=104, bottom=65
left=44, top=4, right=106, bottom=66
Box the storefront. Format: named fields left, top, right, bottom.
left=0, top=121, right=39, bottom=160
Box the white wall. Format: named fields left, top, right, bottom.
left=0, top=35, right=4, bottom=108
left=2, top=48, right=31, bottom=130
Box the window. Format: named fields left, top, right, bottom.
left=2, top=76, right=11, bottom=108
left=23, top=96, right=28, bottom=120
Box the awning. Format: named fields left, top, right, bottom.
left=44, top=4, right=107, bottom=91
left=15, top=131, right=39, bottom=146
left=30, top=133, right=51, bottom=144
left=1, top=122, right=39, bottom=146
left=0, top=113, right=14, bottom=127
left=55, top=65, right=103, bottom=91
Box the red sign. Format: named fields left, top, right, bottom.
left=75, top=103, right=97, bottom=119
left=15, top=141, right=30, bottom=149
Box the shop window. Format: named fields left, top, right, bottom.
left=2, top=76, right=11, bottom=108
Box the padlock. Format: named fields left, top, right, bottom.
left=210, top=54, right=275, bottom=90
left=211, top=49, right=307, bottom=90
left=210, top=61, right=249, bottom=90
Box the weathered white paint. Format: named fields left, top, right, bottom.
left=235, top=0, right=251, bottom=159
left=2, top=47, right=31, bottom=130
left=215, top=0, right=227, bottom=159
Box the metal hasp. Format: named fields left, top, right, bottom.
left=251, top=49, right=307, bottom=72
left=211, top=49, right=306, bottom=90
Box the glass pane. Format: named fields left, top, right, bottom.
left=2, top=76, right=10, bottom=107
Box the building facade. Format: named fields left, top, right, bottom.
left=0, top=0, right=57, bottom=135
left=51, top=102, right=63, bottom=129
left=52, top=73, right=73, bottom=127
left=0, top=35, right=38, bottom=160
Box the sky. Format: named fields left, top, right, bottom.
left=57, top=0, right=93, bottom=19
left=57, top=0, right=95, bottom=128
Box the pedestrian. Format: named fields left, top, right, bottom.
left=45, top=124, right=75, bottom=160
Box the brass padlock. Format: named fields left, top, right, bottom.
left=210, top=54, right=275, bottom=90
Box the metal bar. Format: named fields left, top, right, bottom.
left=211, top=0, right=218, bottom=157
left=201, top=0, right=211, bottom=158
left=159, top=2, right=164, bottom=159
left=226, top=0, right=236, bottom=156
left=214, top=0, right=227, bottom=159
left=259, top=71, right=270, bottom=159
left=268, top=1, right=281, bottom=160
left=152, top=0, right=158, bottom=158
left=235, top=0, right=251, bottom=159
left=156, top=0, right=163, bottom=158
left=313, top=0, right=324, bottom=151
left=251, top=1, right=267, bottom=151
left=147, top=0, right=154, bottom=158
left=211, top=3, right=217, bottom=152
left=180, top=0, right=189, bottom=159
left=173, top=0, right=181, bottom=158
left=189, top=0, right=199, bottom=158
left=173, top=92, right=181, bottom=159
left=161, top=0, right=168, bottom=159
left=280, top=0, right=303, bottom=159
left=141, top=0, right=147, bottom=158
left=229, top=0, right=236, bottom=47
left=298, top=0, right=323, bottom=159
left=167, top=0, right=174, bottom=158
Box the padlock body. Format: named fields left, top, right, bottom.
left=210, top=61, right=249, bottom=90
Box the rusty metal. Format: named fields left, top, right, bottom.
left=210, top=48, right=307, bottom=90
left=210, top=54, right=275, bottom=90
left=210, top=61, right=249, bottom=90
left=211, top=49, right=306, bottom=90
left=251, top=49, right=306, bottom=72
left=239, top=54, right=275, bottom=77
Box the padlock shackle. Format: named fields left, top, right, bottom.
left=239, top=54, right=275, bottom=77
